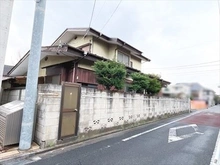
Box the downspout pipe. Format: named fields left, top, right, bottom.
left=72, top=51, right=88, bottom=83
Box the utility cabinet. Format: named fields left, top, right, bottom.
left=0, top=100, right=24, bottom=147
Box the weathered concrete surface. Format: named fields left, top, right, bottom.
left=1, top=88, right=25, bottom=105
left=35, top=84, right=62, bottom=148
left=79, top=87, right=190, bottom=135
left=0, top=85, right=190, bottom=149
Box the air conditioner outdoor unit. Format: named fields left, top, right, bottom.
left=0, top=100, right=24, bottom=147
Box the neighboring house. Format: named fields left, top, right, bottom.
left=189, top=83, right=204, bottom=100
left=161, top=84, right=190, bottom=99
left=202, top=88, right=215, bottom=106
left=5, top=27, right=170, bottom=90
left=2, top=65, right=13, bottom=89
left=162, top=82, right=215, bottom=106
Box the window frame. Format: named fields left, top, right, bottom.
left=117, top=51, right=130, bottom=67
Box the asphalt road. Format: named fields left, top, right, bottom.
left=4, top=106, right=220, bottom=165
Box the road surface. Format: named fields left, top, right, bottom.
left=3, top=106, right=220, bottom=165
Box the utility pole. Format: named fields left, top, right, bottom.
left=19, top=0, right=47, bottom=150
left=0, top=0, right=14, bottom=98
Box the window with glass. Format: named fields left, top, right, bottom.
left=117, top=52, right=129, bottom=66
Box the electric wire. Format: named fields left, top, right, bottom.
left=152, top=64, right=219, bottom=71
left=93, top=0, right=107, bottom=23
left=100, top=0, right=122, bottom=34
left=165, top=69, right=219, bottom=75
left=147, top=61, right=219, bottom=70
left=167, top=71, right=218, bottom=77
left=83, top=0, right=97, bottom=39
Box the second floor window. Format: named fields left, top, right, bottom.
left=117, top=52, right=129, bottom=66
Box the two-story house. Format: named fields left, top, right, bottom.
left=6, top=27, right=170, bottom=89
left=162, top=82, right=215, bottom=107
left=161, top=84, right=190, bottom=99
left=202, top=88, right=215, bottom=106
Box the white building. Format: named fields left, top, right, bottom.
left=162, top=83, right=215, bottom=106
left=161, top=84, right=190, bottom=99
left=202, top=88, right=215, bottom=106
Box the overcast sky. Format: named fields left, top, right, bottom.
left=5, top=0, right=220, bottom=94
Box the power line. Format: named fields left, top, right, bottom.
left=148, top=69, right=219, bottom=77
left=165, top=69, right=219, bottom=75
left=146, top=61, right=219, bottom=70
left=93, top=0, right=107, bottom=23
left=167, top=71, right=218, bottom=77
left=88, top=0, right=97, bottom=28
left=100, top=0, right=122, bottom=33
left=160, top=64, right=219, bottom=71
left=83, top=0, right=97, bottom=39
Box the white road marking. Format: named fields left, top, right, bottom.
left=30, top=156, right=42, bottom=161
left=168, top=124, right=203, bottom=143
left=105, top=145, right=111, bottom=148
left=210, top=129, right=220, bottom=165
left=122, top=111, right=201, bottom=142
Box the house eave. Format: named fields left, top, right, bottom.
left=51, top=27, right=151, bottom=62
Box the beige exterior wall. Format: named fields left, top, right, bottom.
left=108, top=45, right=117, bottom=60
left=67, top=35, right=142, bottom=71
left=40, top=56, right=75, bottom=68
left=68, top=35, right=117, bottom=61
left=68, top=35, right=93, bottom=48
left=130, top=56, right=141, bottom=71
left=39, top=68, right=46, bottom=77
left=92, top=38, right=109, bottom=58
left=78, top=59, right=94, bottom=71
left=38, top=55, right=75, bottom=77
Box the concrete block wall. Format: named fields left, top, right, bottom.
left=0, top=85, right=62, bottom=148
left=0, top=85, right=190, bottom=148
left=0, top=88, right=25, bottom=105
left=79, top=87, right=190, bottom=134
left=35, top=84, right=62, bottom=148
